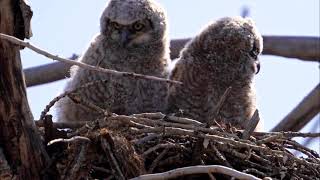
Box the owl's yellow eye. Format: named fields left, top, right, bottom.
left=112, top=22, right=121, bottom=29
left=133, top=22, right=145, bottom=31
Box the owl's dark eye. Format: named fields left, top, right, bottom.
left=111, top=21, right=121, bottom=29
left=132, top=22, right=145, bottom=31
left=249, top=50, right=258, bottom=59
left=249, top=46, right=260, bottom=60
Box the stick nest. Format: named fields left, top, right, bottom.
left=37, top=112, right=320, bottom=180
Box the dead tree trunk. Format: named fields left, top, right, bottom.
left=0, top=0, right=50, bottom=179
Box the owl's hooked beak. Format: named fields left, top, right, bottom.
left=255, top=60, right=260, bottom=74
left=120, top=30, right=131, bottom=47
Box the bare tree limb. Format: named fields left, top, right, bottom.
left=24, top=54, right=78, bottom=86
left=22, top=36, right=320, bottom=87
left=0, top=33, right=182, bottom=85
left=130, top=165, right=261, bottom=180
left=263, top=36, right=320, bottom=61
left=0, top=1, right=51, bottom=179
left=272, top=84, right=320, bottom=132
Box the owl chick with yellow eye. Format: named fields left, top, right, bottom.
left=55, top=0, right=170, bottom=122
left=167, top=17, right=263, bottom=130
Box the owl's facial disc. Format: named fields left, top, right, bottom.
left=109, top=18, right=153, bottom=47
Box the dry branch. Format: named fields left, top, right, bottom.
left=263, top=36, right=320, bottom=61
left=272, top=84, right=320, bottom=132
left=0, top=33, right=181, bottom=85
left=130, top=165, right=261, bottom=180
left=47, top=136, right=91, bottom=146
left=0, top=1, right=51, bottom=179
left=22, top=36, right=320, bottom=87
left=24, top=54, right=78, bottom=86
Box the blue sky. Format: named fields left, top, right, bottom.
left=22, top=1, right=319, bottom=151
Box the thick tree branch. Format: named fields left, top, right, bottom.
left=0, top=0, right=51, bottom=179
left=22, top=36, right=320, bottom=87
left=272, top=84, right=320, bottom=132
left=263, top=36, right=320, bottom=61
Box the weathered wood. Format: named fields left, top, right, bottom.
left=272, top=84, right=320, bottom=132
left=263, top=36, right=320, bottom=61
left=24, top=36, right=320, bottom=87
left=0, top=0, right=50, bottom=179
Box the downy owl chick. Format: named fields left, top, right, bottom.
left=55, top=0, right=170, bottom=121
left=167, top=17, right=263, bottom=129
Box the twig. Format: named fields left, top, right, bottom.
left=211, top=144, right=232, bottom=168
left=142, top=143, right=180, bottom=157
left=253, top=131, right=320, bottom=138
left=47, top=136, right=91, bottom=146
left=250, top=153, right=273, bottom=166
left=243, top=168, right=267, bottom=178
left=67, top=93, right=109, bottom=116
left=272, top=84, right=320, bottom=132
left=242, top=110, right=260, bottom=139
left=133, top=112, right=204, bottom=126
left=207, top=87, right=232, bottom=127
left=165, top=115, right=204, bottom=126
left=132, top=134, right=160, bottom=145
left=256, top=134, right=284, bottom=145
left=100, top=137, right=125, bottom=180
left=283, top=140, right=320, bottom=159
left=214, top=143, right=248, bottom=160
left=67, top=144, right=89, bottom=179
left=39, top=78, right=116, bottom=121
left=132, top=112, right=165, bottom=119
left=0, top=33, right=182, bottom=85
left=36, top=120, right=88, bottom=129
left=130, top=165, right=261, bottom=180
left=92, top=166, right=113, bottom=175
left=67, top=122, right=96, bottom=138
left=147, top=148, right=169, bottom=173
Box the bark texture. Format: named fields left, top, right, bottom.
left=0, top=0, right=50, bottom=179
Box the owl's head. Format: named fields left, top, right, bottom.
left=100, top=0, right=168, bottom=48
left=189, top=16, right=263, bottom=75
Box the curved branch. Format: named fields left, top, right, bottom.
left=130, top=165, right=261, bottom=180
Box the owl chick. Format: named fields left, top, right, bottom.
left=167, top=17, right=263, bottom=129
left=55, top=0, right=170, bottom=122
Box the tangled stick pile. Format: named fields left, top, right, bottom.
left=37, top=93, right=320, bottom=180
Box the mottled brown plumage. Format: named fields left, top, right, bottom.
left=55, top=0, right=170, bottom=121
left=167, top=17, right=263, bottom=129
